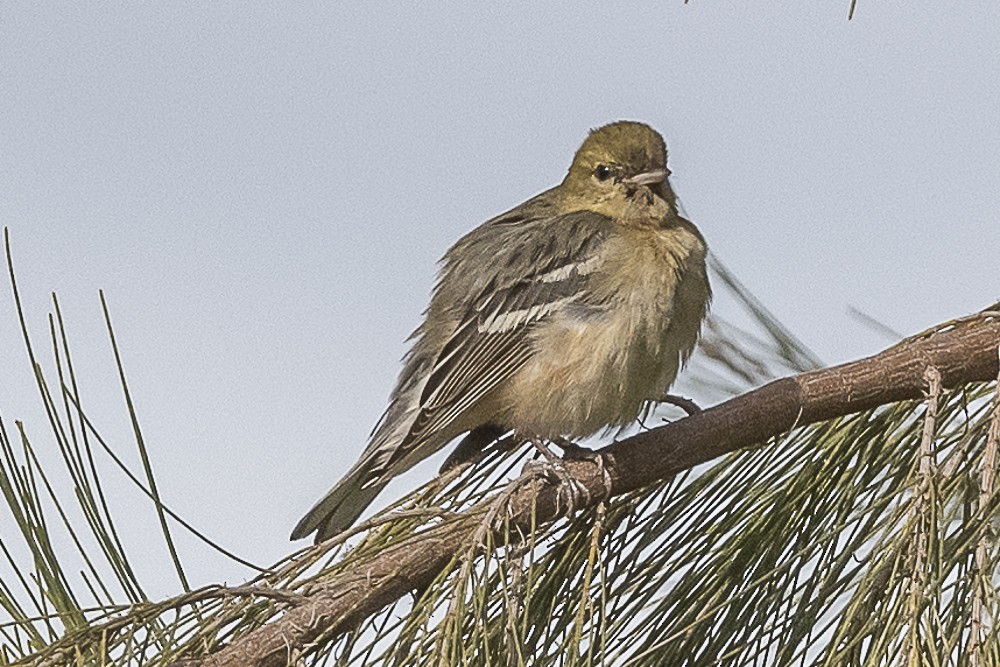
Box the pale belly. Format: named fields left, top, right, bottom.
left=500, top=223, right=708, bottom=439
left=503, top=314, right=681, bottom=438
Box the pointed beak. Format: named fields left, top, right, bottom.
left=625, top=168, right=669, bottom=187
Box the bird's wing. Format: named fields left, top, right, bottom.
left=366, top=209, right=614, bottom=479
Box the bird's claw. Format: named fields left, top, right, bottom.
left=523, top=458, right=590, bottom=517
left=553, top=437, right=612, bottom=496
left=523, top=435, right=612, bottom=517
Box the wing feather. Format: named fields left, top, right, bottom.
left=410, top=214, right=611, bottom=442
left=367, top=209, right=614, bottom=479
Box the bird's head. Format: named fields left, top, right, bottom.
left=561, top=121, right=677, bottom=224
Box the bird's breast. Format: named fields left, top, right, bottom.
left=502, top=222, right=708, bottom=439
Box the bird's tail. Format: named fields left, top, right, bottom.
left=290, top=465, right=388, bottom=543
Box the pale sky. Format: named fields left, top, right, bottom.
left=1, top=1, right=998, bottom=601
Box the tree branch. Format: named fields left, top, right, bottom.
left=181, top=307, right=1000, bottom=667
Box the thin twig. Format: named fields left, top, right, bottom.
left=904, top=366, right=941, bottom=660
left=503, top=544, right=526, bottom=667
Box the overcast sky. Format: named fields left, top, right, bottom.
left=1, top=1, right=998, bottom=601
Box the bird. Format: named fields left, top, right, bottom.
left=291, top=120, right=710, bottom=542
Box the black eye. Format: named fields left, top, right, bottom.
left=594, top=164, right=612, bottom=181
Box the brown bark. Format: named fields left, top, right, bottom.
left=182, top=309, right=1000, bottom=667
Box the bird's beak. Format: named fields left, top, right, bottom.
left=625, top=169, right=669, bottom=187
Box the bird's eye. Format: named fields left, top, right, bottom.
left=594, top=164, right=613, bottom=182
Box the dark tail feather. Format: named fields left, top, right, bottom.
left=290, top=468, right=387, bottom=543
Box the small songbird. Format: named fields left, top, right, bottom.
left=291, top=121, right=710, bottom=542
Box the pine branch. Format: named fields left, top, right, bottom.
left=177, top=307, right=1000, bottom=667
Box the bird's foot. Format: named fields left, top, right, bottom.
left=522, top=435, right=611, bottom=516
left=523, top=436, right=590, bottom=516
left=523, top=459, right=588, bottom=518
left=552, top=436, right=612, bottom=494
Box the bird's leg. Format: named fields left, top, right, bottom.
left=520, top=433, right=616, bottom=516
left=553, top=436, right=612, bottom=499
left=527, top=435, right=563, bottom=463
left=520, top=434, right=592, bottom=517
